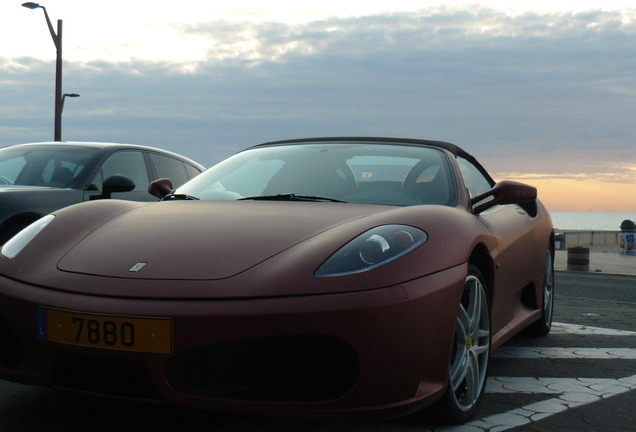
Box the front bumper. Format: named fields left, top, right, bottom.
left=0, top=264, right=465, bottom=420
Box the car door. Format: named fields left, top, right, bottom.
left=457, top=156, right=544, bottom=333
left=84, top=150, right=155, bottom=202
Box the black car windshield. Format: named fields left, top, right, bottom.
left=175, top=142, right=457, bottom=207
left=0, top=145, right=99, bottom=188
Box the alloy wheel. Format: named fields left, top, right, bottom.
left=449, top=273, right=491, bottom=412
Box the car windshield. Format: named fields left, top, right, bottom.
left=175, top=142, right=456, bottom=206
left=0, top=145, right=99, bottom=188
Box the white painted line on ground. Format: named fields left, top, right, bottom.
left=487, top=376, right=636, bottom=395
left=493, top=347, right=636, bottom=359
left=551, top=322, right=636, bottom=336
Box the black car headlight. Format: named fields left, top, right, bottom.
left=1, top=215, right=55, bottom=259
left=315, top=225, right=427, bottom=277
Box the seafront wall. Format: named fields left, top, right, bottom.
left=553, top=230, right=636, bottom=275
left=555, top=230, right=620, bottom=250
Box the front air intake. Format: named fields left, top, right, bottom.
left=167, top=335, right=359, bottom=402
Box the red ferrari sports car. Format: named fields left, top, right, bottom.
left=0, top=137, right=554, bottom=423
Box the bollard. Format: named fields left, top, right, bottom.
left=567, top=246, right=589, bottom=271
left=619, top=220, right=636, bottom=255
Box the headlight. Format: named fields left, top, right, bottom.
left=1, top=215, right=55, bottom=259
left=315, top=225, right=427, bottom=277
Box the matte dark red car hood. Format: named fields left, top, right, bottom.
left=57, top=201, right=384, bottom=280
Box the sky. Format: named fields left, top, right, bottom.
left=1, top=1, right=635, bottom=211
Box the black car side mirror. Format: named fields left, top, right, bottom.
left=90, top=174, right=136, bottom=200
left=471, top=180, right=537, bottom=214
left=148, top=178, right=174, bottom=199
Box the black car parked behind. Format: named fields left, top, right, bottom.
left=0, top=141, right=205, bottom=244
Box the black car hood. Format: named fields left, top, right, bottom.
left=0, top=186, right=82, bottom=223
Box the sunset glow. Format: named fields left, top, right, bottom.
left=499, top=176, right=636, bottom=212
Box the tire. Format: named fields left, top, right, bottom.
left=525, top=249, right=555, bottom=336
left=436, top=264, right=491, bottom=423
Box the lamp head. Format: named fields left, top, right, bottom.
left=21, top=2, right=42, bottom=9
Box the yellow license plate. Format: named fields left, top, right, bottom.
left=37, top=308, right=172, bottom=354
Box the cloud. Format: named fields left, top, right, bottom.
left=175, top=8, right=636, bottom=59
left=2, top=7, right=636, bottom=173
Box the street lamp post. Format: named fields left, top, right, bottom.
left=22, top=2, right=65, bottom=141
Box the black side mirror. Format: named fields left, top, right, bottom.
left=148, top=178, right=174, bottom=199
left=471, top=180, right=537, bottom=214
left=90, top=174, right=135, bottom=200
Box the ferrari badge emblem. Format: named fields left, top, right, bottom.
left=129, top=262, right=147, bottom=272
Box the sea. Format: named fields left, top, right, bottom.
left=549, top=211, right=636, bottom=231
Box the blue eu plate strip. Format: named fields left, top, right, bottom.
left=36, top=308, right=48, bottom=341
